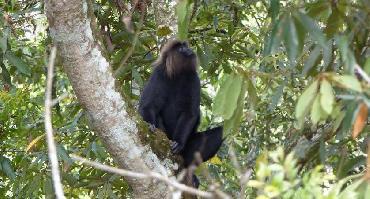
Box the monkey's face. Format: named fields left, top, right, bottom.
left=154, top=40, right=198, bottom=77
left=175, top=42, right=195, bottom=58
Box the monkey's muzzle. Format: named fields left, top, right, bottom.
left=178, top=46, right=195, bottom=57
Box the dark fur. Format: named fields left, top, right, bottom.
left=139, top=40, right=223, bottom=187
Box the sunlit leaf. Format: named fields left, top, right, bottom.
left=333, top=75, right=362, bottom=92
left=310, top=95, right=322, bottom=125
left=209, top=155, right=222, bottom=165
left=224, top=80, right=247, bottom=134
left=213, top=74, right=244, bottom=120
left=352, top=103, right=368, bottom=139
left=295, top=80, right=319, bottom=119
left=320, top=79, right=335, bottom=114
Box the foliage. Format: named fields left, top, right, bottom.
left=248, top=147, right=370, bottom=199
left=0, top=0, right=369, bottom=198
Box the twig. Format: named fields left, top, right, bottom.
left=240, top=169, right=252, bottom=199
left=44, top=47, right=65, bottom=199
left=355, top=63, right=370, bottom=84
left=114, top=1, right=146, bottom=78
left=70, top=154, right=216, bottom=198
left=51, top=92, right=69, bottom=107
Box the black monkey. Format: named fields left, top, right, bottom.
left=139, top=40, right=223, bottom=187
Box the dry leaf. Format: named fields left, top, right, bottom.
left=26, top=134, right=45, bottom=152
left=352, top=103, right=368, bottom=139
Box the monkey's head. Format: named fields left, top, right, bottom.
left=153, top=40, right=197, bottom=77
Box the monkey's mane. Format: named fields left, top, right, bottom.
left=153, top=40, right=197, bottom=77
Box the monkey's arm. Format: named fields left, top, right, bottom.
left=139, top=70, right=166, bottom=130
left=172, top=74, right=201, bottom=153
left=171, top=112, right=199, bottom=153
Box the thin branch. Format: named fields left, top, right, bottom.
left=44, top=47, right=65, bottom=199
left=51, top=92, right=69, bottom=107
left=114, top=1, right=146, bottom=78
left=70, top=154, right=217, bottom=198
left=355, top=63, right=370, bottom=84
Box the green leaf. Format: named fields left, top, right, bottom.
left=320, top=79, right=335, bottom=114
left=306, top=1, right=329, bottom=18
left=333, top=75, right=362, bottom=92
left=57, top=144, right=73, bottom=166
left=176, top=0, right=190, bottom=40
left=283, top=15, right=299, bottom=64
left=44, top=178, right=54, bottom=198
left=269, top=0, right=280, bottom=20
left=1, top=63, right=11, bottom=85
left=4, top=51, right=31, bottom=76
left=336, top=36, right=357, bottom=73
left=363, top=57, right=370, bottom=75
left=224, top=81, right=247, bottom=134
left=310, top=95, right=322, bottom=125
left=293, top=15, right=306, bottom=55
left=196, top=45, right=209, bottom=70
left=0, top=36, right=7, bottom=53
left=0, top=28, right=9, bottom=53
left=268, top=82, right=285, bottom=111
left=302, top=45, right=321, bottom=76
left=325, top=8, right=342, bottom=38
left=263, top=18, right=283, bottom=56
left=247, top=78, right=258, bottom=108
left=0, top=156, right=16, bottom=179
left=213, top=74, right=244, bottom=120
left=296, top=12, right=326, bottom=47
left=295, top=80, right=319, bottom=119
left=338, top=101, right=358, bottom=139
left=323, top=40, right=332, bottom=70
left=156, top=26, right=172, bottom=37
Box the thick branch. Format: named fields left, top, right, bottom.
left=44, top=0, right=175, bottom=198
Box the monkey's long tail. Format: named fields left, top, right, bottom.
left=181, top=126, right=223, bottom=167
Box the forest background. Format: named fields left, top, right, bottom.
left=0, top=0, right=370, bottom=198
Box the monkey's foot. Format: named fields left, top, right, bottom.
left=171, top=141, right=184, bottom=154
left=149, top=124, right=156, bottom=133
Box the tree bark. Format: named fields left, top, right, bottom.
left=44, top=0, right=176, bottom=198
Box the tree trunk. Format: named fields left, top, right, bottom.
left=44, top=0, right=176, bottom=198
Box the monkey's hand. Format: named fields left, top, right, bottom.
left=171, top=141, right=184, bottom=154
left=149, top=124, right=156, bottom=133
